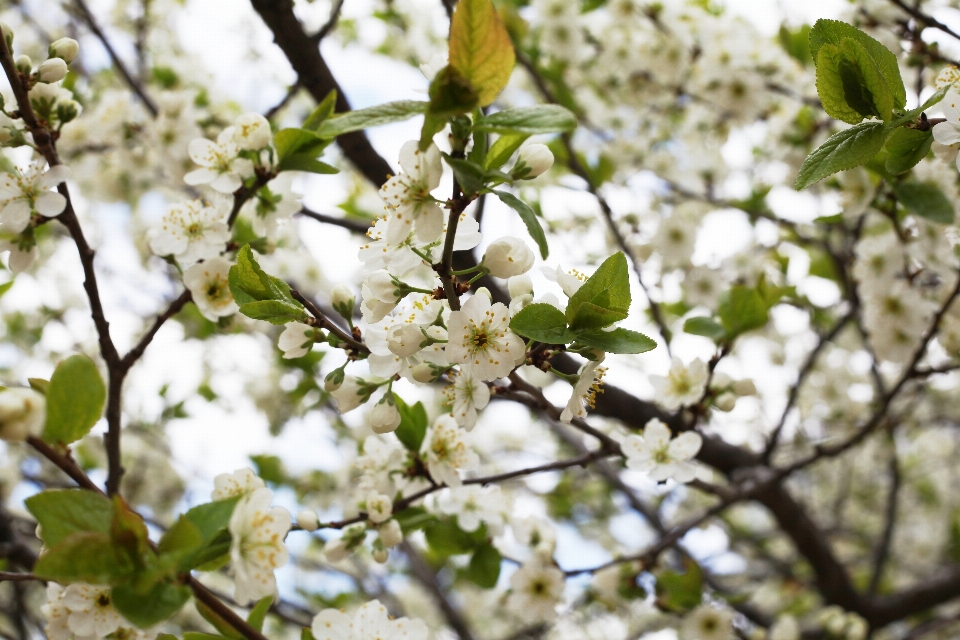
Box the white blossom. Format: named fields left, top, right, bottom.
left=483, top=237, right=536, bottom=278
left=228, top=487, right=292, bottom=605
left=185, top=127, right=254, bottom=193
left=330, top=377, right=368, bottom=413
left=233, top=112, right=273, bottom=151
left=507, top=560, right=565, bottom=622
left=933, top=91, right=960, bottom=171
left=380, top=141, right=444, bottom=244
left=212, top=467, right=266, bottom=500
left=445, top=294, right=526, bottom=381
left=680, top=605, right=734, bottom=640
left=366, top=491, right=393, bottom=523
left=444, top=367, right=490, bottom=430
left=560, top=354, right=606, bottom=423
left=379, top=519, right=404, bottom=547
left=0, top=163, right=69, bottom=232
left=49, top=37, right=79, bottom=63
left=37, top=57, right=68, bottom=83
left=149, top=199, right=230, bottom=265
left=311, top=600, right=428, bottom=640
left=369, top=398, right=402, bottom=434
left=278, top=322, right=315, bottom=359
left=422, top=415, right=479, bottom=487
left=621, top=419, right=702, bottom=483
left=0, top=387, right=45, bottom=442
left=437, top=485, right=507, bottom=534
left=650, top=356, right=708, bottom=410
left=183, top=257, right=238, bottom=321
left=297, top=509, right=320, bottom=532
left=61, top=584, right=124, bottom=638
left=243, top=173, right=301, bottom=238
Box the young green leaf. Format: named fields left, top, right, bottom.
left=795, top=121, right=888, bottom=190
left=473, top=105, right=578, bottom=135
left=273, top=128, right=328, bottom=161
left=448, top=0, right=515, bottom=107
left=424, top=519, right=476, bottom=556
left=247, top=596, right=274, bottom=632
left=428, top=66, right=480, bottom=119
left=717, top=286, right=769, bottom=338
left=275, top=155, right=338, bottom=175
left=815, top=44, right=871, bottom=124
left=465, top=543, right=502, bottom=588
left=573, top=328, right=656, bottom=354
left=683, top=317, right=727, bottom=341
left=302, top=89, right=338, bottom=131
left=884, top=127, right=933, bottom=175
left=510, top=303, right=575, bottom=344
left=809, top=19, right=905, bottom=108
left=493, top=190, right=549, bottom=259
left=394, top=396, right=429, bottom=452
left=33, top=531, right=134, bottom=584
left=229, top=245, right=302, bottom=308
left=566, top=252, right=631, bottom=330
left=444, top=155, right=488, bottom=195
left=485, top=133, right=530, bottom=170
left=892, top=84, right=951, bottom=127
left=42, top=354, right=106, bottom=445
left=25, top=489, right=114, bottom=547
left=238, top=300, right=308, bottom=325
left=838, top=38, right=893, bottom=121
left=316, top=101, right=430, bottom=139
left=893, top=181, right=955, bottom=224
left=112, top=581, right=192, bottom=629
left=655, top=558, right=704, bottom=614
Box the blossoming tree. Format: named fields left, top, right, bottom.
left=3, top=0, right=960, bottom=639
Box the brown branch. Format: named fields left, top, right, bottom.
left=298, top=207, right=372, bottom=234
left=119, top=291, right=192, bottom=371
left=0, top=573, right=43, bottom=583
left=868, top=446, right=900, bottom=596
left=290, top=290, right=369, bottom=354
left=249, top=0, right=394, bottom=187
left=70, top=0, right=158, bottom=116
left=310, top=0, right=345, bottom=42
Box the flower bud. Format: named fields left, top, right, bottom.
left=379, top=519, right=403, bottom=547
left=324, top=367, right=345, bottom=391
left=14, top=55, right=31, bottom=76
left=37, top=57, right=67, bottom=83
left=769, top=615, right=800, bottom=640
left=732, top=379, right=756, bottom=396
left=483, top=237, right=535, bottom=278
left=233, top=112, right=272, bottom=151
left=56, top=100, right=80, bottom=124
left=48, top=37, right=79, bottom=63
left=710, top=372, right=732, bottom=389
left=0, top=388, right=45, bottom=442
left=365, top=270, right=401, bottom=303
left=297, top=509, right=319, bottom=532
left=330, top=377, right=365, bottom=413
left=372, top=546, right=389, bottom=563
left=714, top=392, right=736, bottom=412
left=508, top=274, right=533, bottom=298
left=324, top=537, right=350, bottom=562
left=425, top=325, right=447, bottom=341
left=1, top=23, right=14, bottom=50
left=330, top=284, right=355, bottom=319
left=387, top=323, right=423, bottom=358
left=412, top=363, right=438, bottom=384
left=513, top=144, right=554, bottom=180
left=370, top=397, right=401, bottom=434
left=366, top=492, right=393, bottom=524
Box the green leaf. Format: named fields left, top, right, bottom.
left=683, top=317, right=727, bottom=341
left=393, top=506, right=437, bottom=533
left=795, top=121, right=888, bottom=190
left=238, top=300, right=308, bottom=325
left=185, top=497, right=242, bottom=543
left=809, top=19, right=905, bottom=108
left=428, top=66, right=480, bottom=119
left=448, top=0, right=515, bottom=106
left=28, top=378, right=48, bottom=394
left=884, top=127, right=933, bottom=175
left=112, top=581, right=191, bottom=629
left=247, top=596, right=274, bottom=632
left=493, top=190, right=549, bottom=259
left=566, top=252, right=631, bottom=330
left=276, top=154, right=338, bottom=175
left=893, top=85, right=951, bottom=126
left=185, top=634, right=233, bottom=640
left=655, top=558, right=704, bottom=613
left=250, top=454, right=286, bottom=484
left=573, top=328, right=656, bottom=354
left=815, top=44, right=871, bottom=124
left=302, top=90, right=338, bottom=131
left=229, top=245, right=302, bottom=309
left=419, top=114, right=449, bottom=151
left=26, top=489, right=114, bottom=547
left=778, top=24, right=812, bottom=66
left=510, top=303, right=574, bottom=344
left=34, top=531, right=134, bottom=584
left=465, top=543, right=501, bottom=588
left=274, top=128, right=328, bottom=161
left=444, top=155, right=488, bottom=195
left=157, top=515, right=204, bottom=565
left=838, top=38, right=893, bottom=121
left=485, top=133, right=529, bottom=170
left=893, top=181, right=955, bottom=224
left=424, top=519, right=475, bottom=556
left=316, top=101, right=430, bottom=139
left=42, top=354, right=106, bottom=445
left=717, top=286, right=769, bottom=338
left=195, top=600, right=244, bottom=640
left=474, top=105, right=578, bottom=135
left=394, top=396, right=428, bottom=452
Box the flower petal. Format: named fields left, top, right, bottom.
left=35, top=191, right=67, bottom=216
left=668, top=432, right=703, bottom=460
left=643, top=419, right=672, bottom=448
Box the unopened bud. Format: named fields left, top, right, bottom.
left=732, top=379, right=756, bottom=396
left=0, top=23, right=14, bottom=50
left=233, top=112, right=272, bottom=150
left=37, top=58, right=68, bottom=83
left=324, top=367, right=345, bottom=391
left=412, top=363, right=438, bottom=384
left=330, top=284, right=355, bottom=320
left=714, top=392, right=736, bottom=412
left=297, top=509, right=319, bottom=532
left=482, top=237, right=535, bottom=279
left=512, top=144, right=554, bottom=180
left=56, top=100, right=79, bottom=124
left=508, top=274, right=533, bottom=298
left=372, top=546, right=389, bottom=563
left=324, top=538, right=350, bottom=562
left=369, top=396, right=401, bottom=434
left=48, top=37, right=79, bottom=63
left=379, top=519, right=403, bottom=547
left=14, top=55, right=31, bottom=76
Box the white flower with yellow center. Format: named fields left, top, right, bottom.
left=444, top=366, right=490, bottom=430
left=183, top=257, right=238, bottom=321
left=212, top=467, right=266, bottom=500
left=560, top=354, right=607, bottom=423
left=228, top=487, right=292, bottom=605
left=436, top=485, right=507, bottom=534
left=311, top=600, right=428, bottom=640
left=621, top=419, right=702, bottom=483
left=445, top=294, right=526, bottom=381
left=185, top=126, right=255, bottom=193
left=680, top=605, right=734, bottom=640
left=650, top=356, right=708, bottom=410
left=422, top=415, right=479, bottom=487
left=380, top=141, right=444, bottom=244
left=149, top=198, right=230, bottom=265
left=507, top=559, right=565, bottom=622
left=0, top=162, right=69, bottom=232
left=61, top=583, right=124, bottom=638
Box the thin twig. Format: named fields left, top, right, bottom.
left=310, top=0, right=345, bottom=42
left=290, top=290, right=369, bottom=354
left=298, top=207, right=372, bottom=234
left=119, top=290, right=192, bottom=370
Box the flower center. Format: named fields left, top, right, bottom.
left=97, top=593, right=111, bottom=608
